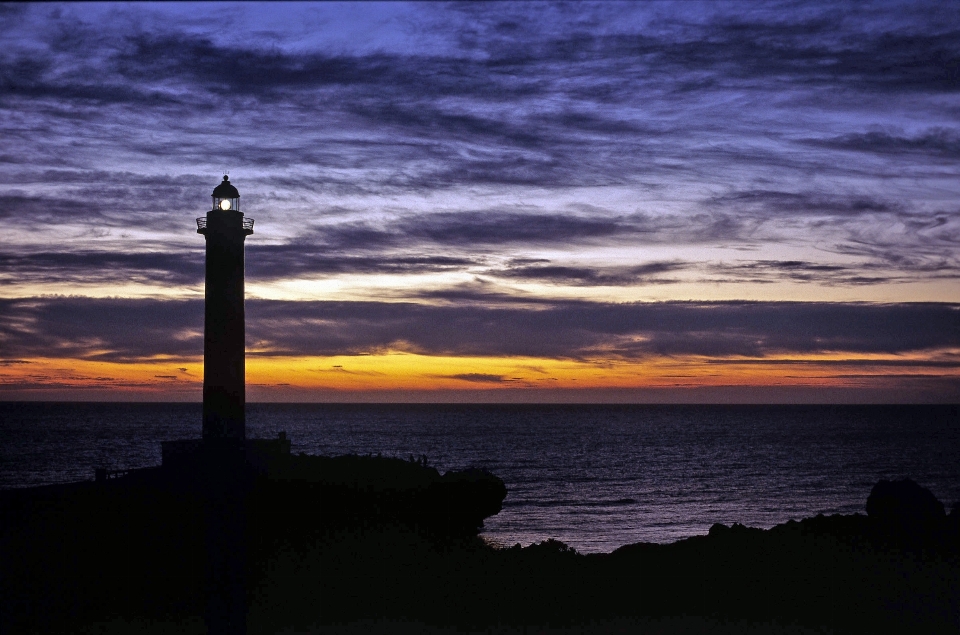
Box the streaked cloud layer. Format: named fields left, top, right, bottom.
left=1, top=2, right=958, bottom=401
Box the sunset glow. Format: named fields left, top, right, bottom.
left=4, top=348, right=957, bottom=403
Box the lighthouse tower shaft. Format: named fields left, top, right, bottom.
left=197, top=181, right=253, bottom=446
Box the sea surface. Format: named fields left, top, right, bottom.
left=2, top=402, right=958, bottom=553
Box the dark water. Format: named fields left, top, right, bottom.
left=2, top=402, right=958, bottom=553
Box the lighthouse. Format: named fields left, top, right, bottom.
left=160, top=175, right=286, bottom=469
left=197, top=176, right=254, bottom=447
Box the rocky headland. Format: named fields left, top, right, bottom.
left=1, top=453, right=957, bottom=634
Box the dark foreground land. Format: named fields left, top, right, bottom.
left=1, top=453, right=957, bottom=634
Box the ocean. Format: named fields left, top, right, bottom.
left=1, top=402, right=958, bottom=553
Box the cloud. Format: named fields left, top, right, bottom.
left=249, top=299, right=960, bottom=360
left=0, top=250, right=203, bottom=286
left=293, top=209, right=649, bottom=254
left=0, top=170, right=218, bottom=234
left=703, top=260, right=923, bottom=287
left=706, top=190, right=901, bottom=218
left=706, top=358, right=960, bottom=368
left=451, top=3, right=960, bottom=95
left=1, top=3, right=958, bottom=309
left=479, top=255, right=946, bottom=290
left=0, top=297, right=203, bottom=362
left=810, top=128, right=960, bottom=159
left=2, top=297, right=957, bottom=363
left=445, top=373, right=508, bottom=383
left=4, top=3, right=957, bottom=201
left=671, top=20, right=960, bottom=95
left=490, top=260, right=686, bottom=286
left=9, top=4, right=958, bottom=113
left=698, top=190, right=960, bottom=277
left=825, top=213, right=960, bottom=273
left=248, top=245, right=474, bottom=280
left=398, top=210, right=638, bottom=245
left=298, top=207, right=762, bottom=256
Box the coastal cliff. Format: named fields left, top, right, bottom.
left=0, top=453, right=507, bottom=634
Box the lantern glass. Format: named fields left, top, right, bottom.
left=213, top=196, right=239, bottom=212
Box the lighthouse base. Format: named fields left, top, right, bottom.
left=161, top=434, right=291, bottom=476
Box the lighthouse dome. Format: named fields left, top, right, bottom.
left=211, top=175, right=241, bottom=212
left=212, top=175, right=240, bottom=198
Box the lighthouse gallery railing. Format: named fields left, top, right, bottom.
left=196, top=217, right=255, bottom=233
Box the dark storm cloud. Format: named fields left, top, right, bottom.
left=2, top=297, right=957, bottom=362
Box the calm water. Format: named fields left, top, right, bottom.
left=2, top=403, right=958, bottom=553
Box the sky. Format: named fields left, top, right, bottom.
left=0, top=1, right=958, bottom=402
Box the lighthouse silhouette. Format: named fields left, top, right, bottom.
left=160, top=176, right=287, bottom=469
left=197, top=175, right=254, bottom=447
